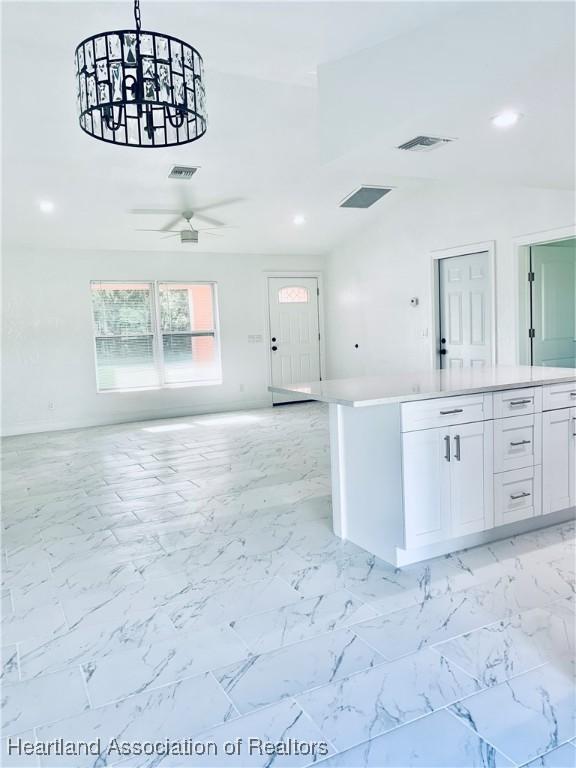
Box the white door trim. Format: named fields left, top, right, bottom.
left=428, top=240, right=497, bottom=369
left=512, top=224, right=576, bottom=365
left=263, top=270, right=326, bottom=403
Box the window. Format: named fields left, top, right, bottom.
left=91, top=281, right=221, bottom=391
left=278, top=285, right=309, bottom=303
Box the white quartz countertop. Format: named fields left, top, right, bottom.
left=268, top=366, right=576, bottom=407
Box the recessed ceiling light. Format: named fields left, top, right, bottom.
left=38, top=200, right=55, bottom=213
left=293, top=214, right=306, bottom=226
left=491, top=110, right=522, bottom=128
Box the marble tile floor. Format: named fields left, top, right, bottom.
left=1, top=402, right=575, bottom=768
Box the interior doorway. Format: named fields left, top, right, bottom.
left=527, top=238, right=576, bottom=367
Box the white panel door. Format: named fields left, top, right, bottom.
left=439, top=252, right=492, bottom=369
left=450, top=421, right=493, bottom=537
left=268, top=277, right=321, bottom=404
left=531, top=244, right=576, bottom=368
left=542, top=407, right=576, bottom=514
left=402, top=427, right=451, bottom=548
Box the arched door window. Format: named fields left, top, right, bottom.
left=278, top=286, right=310, bottom=303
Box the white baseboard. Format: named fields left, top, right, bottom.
left=2, top=397, right=273, bottom=437
left=394, top=506, right=576, bottom=567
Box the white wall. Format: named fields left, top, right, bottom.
left=1, top=247, right=325, bottom=435
left=324, top=183, right=575, bottom=379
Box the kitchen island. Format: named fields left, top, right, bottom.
left=270, top=366, right=576, bottom=566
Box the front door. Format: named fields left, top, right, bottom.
left=438, top=252, right=492, bottom=368
left=268, top=277, right=321, bottom=404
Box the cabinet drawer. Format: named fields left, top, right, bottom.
left=543, top=381, right=576, bottom=412
left=401, top=393, right=492, bottom=432
left=494, top=414, right=542, bottom=473
left=494, top=466, right=541, bottom=526
left=493, top=387, right=542, bottom=419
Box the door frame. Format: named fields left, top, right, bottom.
left=428, top=240, right=497, bottom=369
left=513, top=224, right=576, bottom=366
left=263, top=270, right=326, bottom=403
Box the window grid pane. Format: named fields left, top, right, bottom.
left=159, top=283, right=220, bottom=385
left=91, top=282, right=159, bottom=391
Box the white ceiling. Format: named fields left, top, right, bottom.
left=2, top=1, right=574, bottom=255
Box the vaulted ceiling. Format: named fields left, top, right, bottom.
left=2, top=1, right=574, bottom=255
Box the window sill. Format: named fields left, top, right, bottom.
left=97, top=380, right=223, bottom=394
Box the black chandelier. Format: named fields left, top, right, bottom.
left=75, top=0, right=207, bottom=147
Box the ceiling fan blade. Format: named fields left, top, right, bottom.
left=161, top=215, right=184, bottom=232
left=193, top=197, right=244, bottom=213
left=197, top=225, right=238, bottom=231
left=161, top=233, right=181, bottom=240
left=193, top=213, right=225, bottom=227
left=135, top=228, right=181, bottom=233
left=202, top=231, right=224, bottom=237
left=129, top=208, right=182, bottom=215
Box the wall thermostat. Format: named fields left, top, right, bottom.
left=410, top=297, right=419, bottom=307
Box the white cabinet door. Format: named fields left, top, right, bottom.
left=542, top=407, right=576, bottom=514
left=402, top=428, right=451, bottom=548
left=450, top=421, right=494, bottom=537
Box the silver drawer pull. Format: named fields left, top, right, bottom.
left=510, top=491, right=531, bottom=500
left=510, top=439, right=531, bottom=447
left=440, top=408, right=464, bottom=415
left=509, top=399, right=532, bottom=406
left=444, top=435, right=451, bottom=462
left=570, top=392, right=576, bottom=398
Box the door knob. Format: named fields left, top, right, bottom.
left=271, top=337, right=277, bottom=342
left=271, top=346, right=278, bottom=351
left=440, top=349, right=447, bottom=355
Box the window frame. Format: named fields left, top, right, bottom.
left=90, top=280, right=222, bottom=393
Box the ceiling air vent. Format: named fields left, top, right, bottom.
left=168, top=165, right=199, bottom=179
left=397, top=135, right=455, bottom=152
left=339, top=186, right=393, bottom=209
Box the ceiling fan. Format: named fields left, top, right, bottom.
left=130, top=198, right=240, bottom=244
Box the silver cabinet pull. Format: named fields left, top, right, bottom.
left=510, top=439, right=531, bottom=446
left=510, top=491, right=531, bottom=500
left=454, top=434, right=461, bottom=461
left=444, top=435, right=451, bottom=462
left=440, top=408, right=464, bottom=415
left=509, top=399, right=532, bottom=406
left=570, top=392, right=576, bottom=398
left=573, top=417, right=576, bottom=437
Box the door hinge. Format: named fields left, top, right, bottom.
left=528, top=271, right=535, bottom=282
left=318, top=332, right=321, bottom=341
left=317, top=287, right=320, bottom=296
left=529, top=328, right=535, bottom=338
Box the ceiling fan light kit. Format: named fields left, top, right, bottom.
left=75, top=0, right=207, bottom=147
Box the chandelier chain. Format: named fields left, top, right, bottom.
left=134, top=0, right=142, bottom=31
